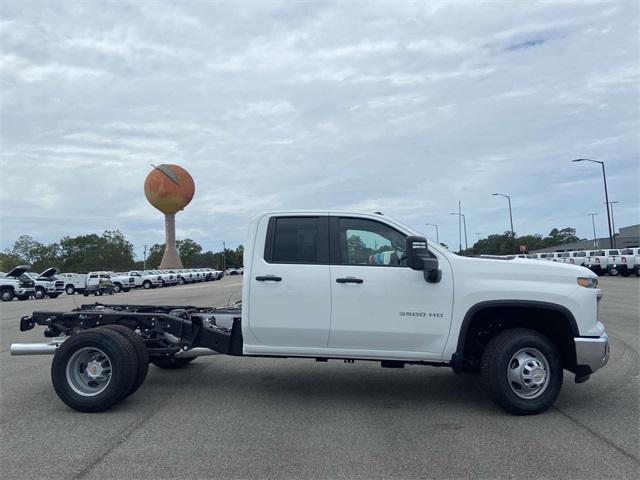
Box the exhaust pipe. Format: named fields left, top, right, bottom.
left=177, top=347, right=220, bottom=358
left=10, top=342, right=61, bottom=355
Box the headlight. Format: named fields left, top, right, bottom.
left=577, top=277, right=598, bottom=288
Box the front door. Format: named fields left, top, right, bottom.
left=248, top=215, right=331, bottom=348
left=328, top=216, right=453, bottom=356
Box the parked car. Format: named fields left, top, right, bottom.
left=124, top=271, right=162, bottom=289
left=13, top=211, right=608, bottom=416
left=109, top=272, right=136, bottom=293
left=24, top=268, right=65, bottom=299
left=611, top=248, right=640, bottom=277
left=584, top=249, right=613, bottom=276
left=0, top=265, right=35, bottom=301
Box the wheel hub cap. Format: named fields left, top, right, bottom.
left=65, top=347, right=112, bottom=397
left=508, top=348, right=550, bottom=399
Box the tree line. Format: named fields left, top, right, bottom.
left=0, top=231, right=243, bottom=273
left=460, top=227, right=584, bottom=256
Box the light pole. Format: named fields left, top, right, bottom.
left=572, top=159, right=614, bottom=248
left=425, top=223, right=439, bottom=244
left=607, top=201, right=619, bottom=243
left=450, top=212, right=468, bottom=252
left=143, top=244, right=147, bottom=270
left=588, top=213, right=598, bottom=248
left=492, top=193, right=514, bottom=237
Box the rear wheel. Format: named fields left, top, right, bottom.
left=1, top=289, right=14, bottom=302
left=51, top=329, right=138, bottom=412
left=122, top=288, right=130, bottom=292
left=48, top=294, right=59, bottom=299
left=66, top=285, right=76, bottom=295
left=17, top=295, right=29, bottom=301
left=151, top=356, right=196, bottom=370
left=113, top=283, right=122, bottom=293
left=481, top=328, right=562, bottom=415
left=100, top=325, right=149, bottom=397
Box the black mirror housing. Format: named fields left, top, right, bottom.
left=406, top=236, right=441, bottom=283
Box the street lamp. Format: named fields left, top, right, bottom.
left=491, top=193, right=514, bottom=237
left=425, top=223, right=439, bottom=244
left=606, top=201, right=619, bottom=243
left=450, top=212, right=468, bottom=252
left=588, top=213, right=598, bottom=248
left=572, top=159, right=614, bottom=248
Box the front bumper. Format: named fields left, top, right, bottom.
left=574, top=332, right=610, bottom=375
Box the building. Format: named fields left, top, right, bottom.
left=532, top=224, right=639, bottom=253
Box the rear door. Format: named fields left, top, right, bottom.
left=328, top=216, right=453, bottom=356
left=248, top=215, right=331, bottom=348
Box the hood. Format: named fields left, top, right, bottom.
left=5, top=265, right=31, bottom=278
left=38, top=267, right=58, bottom=278
left=450, top=254, right=595, bottom=281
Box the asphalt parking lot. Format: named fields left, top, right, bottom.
left=1, top=276, right=638, bottom=479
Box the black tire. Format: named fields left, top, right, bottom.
left=113, top=283, right=122, bottom=293
left=66, top=285, right=76, bottom=295
left=48, top=294, right=59, bottom=299
left=83, top=291, right=89, bottom=297
left=481, top=328, right=562, bottom=415
left=95, top=290, right=102, bottom=296
left=179, top=278, right=186, bottom=285
left=122, top=288, right=130, bottom=292
left=620, top=270, right=629, bottom=277
left=151, top=356, right=196, bottom=370
left=143, top=280, right=152, bottom=289
left=1, top=289, right=14, bottom=302
left=34, top=288, right=46, bottom=300
left=51, top=329, right=138, bottom=412
left=17, top=295, right=29, bottom=301
left=100, top=325, right=149, bottom=397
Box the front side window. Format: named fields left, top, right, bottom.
left=269, top=217, right=322, bottom=264
left=338, top=218, right=407, bottom=266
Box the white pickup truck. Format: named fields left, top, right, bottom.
left=11, top=211, right=609, bottom=416
left=0, top=266, right=36, bottom=301
left=615, top=248, right=640, bottom=277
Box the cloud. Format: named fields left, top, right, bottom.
left=0, top=0, right=637, bottom=256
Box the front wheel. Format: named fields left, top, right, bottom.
left=1, top=290, right=15, bottom=302
left=143, top=280, right=152, bottom=289
left=34, top=288, right=46, bottom=300
left=481, top=328, right=562, bottom=415
left=113, top=283, right=122, bottom=293
left=48, top=294, right=59, bottom=299
left=66, top=285, right=76, bottom=295
left=51, top=329, right=138, bottom=412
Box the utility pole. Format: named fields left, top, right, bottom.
left=222, top=241, right=226, bottom=271
left=425, top=223, right=439, bottom=244
left=475, top=232, right=483, bottom=242
left=588, top=213, right=598, bottom=248
left=607, top=201, right=619, bottom=245
left=450, top=210, right=468, bottom=252
left=572, top=159, right=614, bottom=248
left=143, top=244, right=147, bottom=270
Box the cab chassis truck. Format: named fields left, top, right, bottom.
left=11, top=211, right=610, bottom=415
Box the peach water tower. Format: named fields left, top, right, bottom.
left=144, top=164, right=195, bottom=268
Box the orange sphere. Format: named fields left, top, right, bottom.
left=144, top=164, right=195, bottom=213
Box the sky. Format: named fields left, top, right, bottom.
left=1, top=0, right=638, bottom=257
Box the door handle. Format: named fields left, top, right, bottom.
left=255, top=275, right=282, bottom=282
left=336, top=277, right=363, bottom=284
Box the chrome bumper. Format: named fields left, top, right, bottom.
left=574, top=332, right=610, bottom=374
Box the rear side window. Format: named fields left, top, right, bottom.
left=265, top=217, right=329, bottom=264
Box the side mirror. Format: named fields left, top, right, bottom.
left=405, top=236, right=441, bottom=283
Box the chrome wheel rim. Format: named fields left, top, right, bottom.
left=66, top=347, right=112, bottom=397
left=507, top=348, right=549, bottom=399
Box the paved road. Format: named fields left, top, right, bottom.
left=1, top=276, right=638, bottom=479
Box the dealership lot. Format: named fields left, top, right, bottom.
left=0, top=276, right=638, bottom=479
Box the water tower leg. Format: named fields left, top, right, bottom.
left=160, top=213, right=183, bottom=269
